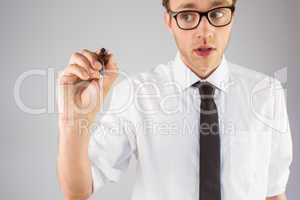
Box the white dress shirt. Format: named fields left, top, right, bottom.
left=88, top=51, right=293, bottom=200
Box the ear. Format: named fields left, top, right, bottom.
left=163, top=11, right=172, bottom=32
left=231, top=10, right=236, bottom=24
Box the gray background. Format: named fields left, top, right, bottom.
left=0, top=0, right=299, bottom=199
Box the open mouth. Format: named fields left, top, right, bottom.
left=194, top=47, right=216, bottom=57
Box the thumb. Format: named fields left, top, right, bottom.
left=103, top=53, right=119, bottom=86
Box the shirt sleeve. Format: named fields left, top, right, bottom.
left=266, top=80, right=293, bottom=197
left=88, top=78, right=138, bottom=194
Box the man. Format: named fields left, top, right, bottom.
left=57, top=0, right=293, bottom=200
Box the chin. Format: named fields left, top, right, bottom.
left=191, top=60, right=209, bottom=70
left=195, top=57, right=214, bottom=66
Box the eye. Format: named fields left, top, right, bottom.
left=178, top=12, right=197, bottom=22
left=209, top=10, right=225, bottom=19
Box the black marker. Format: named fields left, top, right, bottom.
left=98, top=48, right=109, bottom=75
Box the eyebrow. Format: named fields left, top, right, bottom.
left=176, top=2, right=198, bottom=10
left=175, top=0, right=231, bottom=10
left=211, top=0, right=231, bottom=7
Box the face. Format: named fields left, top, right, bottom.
left=164, top=0, right=235, bottom=78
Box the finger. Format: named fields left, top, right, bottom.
left=68, top=52, right=95, bottom=74
left=95, top=48, right=101, bottom=54
left=59, top=74, right=78, bottom=85
left=89, top=70, right=101, bottom=80
left=105, top=52, right=118, bottom=69
left=80, top=49, right=102, bottom=70
left=63, top=64, right=90, bottom=80
left=99, top=53, right=118, bottom=93
left=104, top=53, right=119, bottom=77
left=95, top=48, right=107, bottom=72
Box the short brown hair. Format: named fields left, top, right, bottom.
left=162, top=0, right=237, bottom=11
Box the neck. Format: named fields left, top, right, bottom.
left=192, top=66, right=218, bottom=80
left=180, top=55, right=220, bottom=80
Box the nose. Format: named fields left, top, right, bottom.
left=195, top=16, right=214, bottom=42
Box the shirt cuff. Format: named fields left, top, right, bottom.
left=266, top=184, right=287, bottom=197
left=91, top=164, right=106, bottom=194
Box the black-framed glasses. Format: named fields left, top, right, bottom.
left=169, top=6, right=235, bottom=30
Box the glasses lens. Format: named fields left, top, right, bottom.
left=176, top=11, right=200, bottom=29
left=208, top=7, right=232, bottom=26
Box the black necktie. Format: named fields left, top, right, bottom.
left=192, top=81, right=221, bottom=200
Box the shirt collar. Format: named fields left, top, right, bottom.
left=172, top=51, right=230, bottom=93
